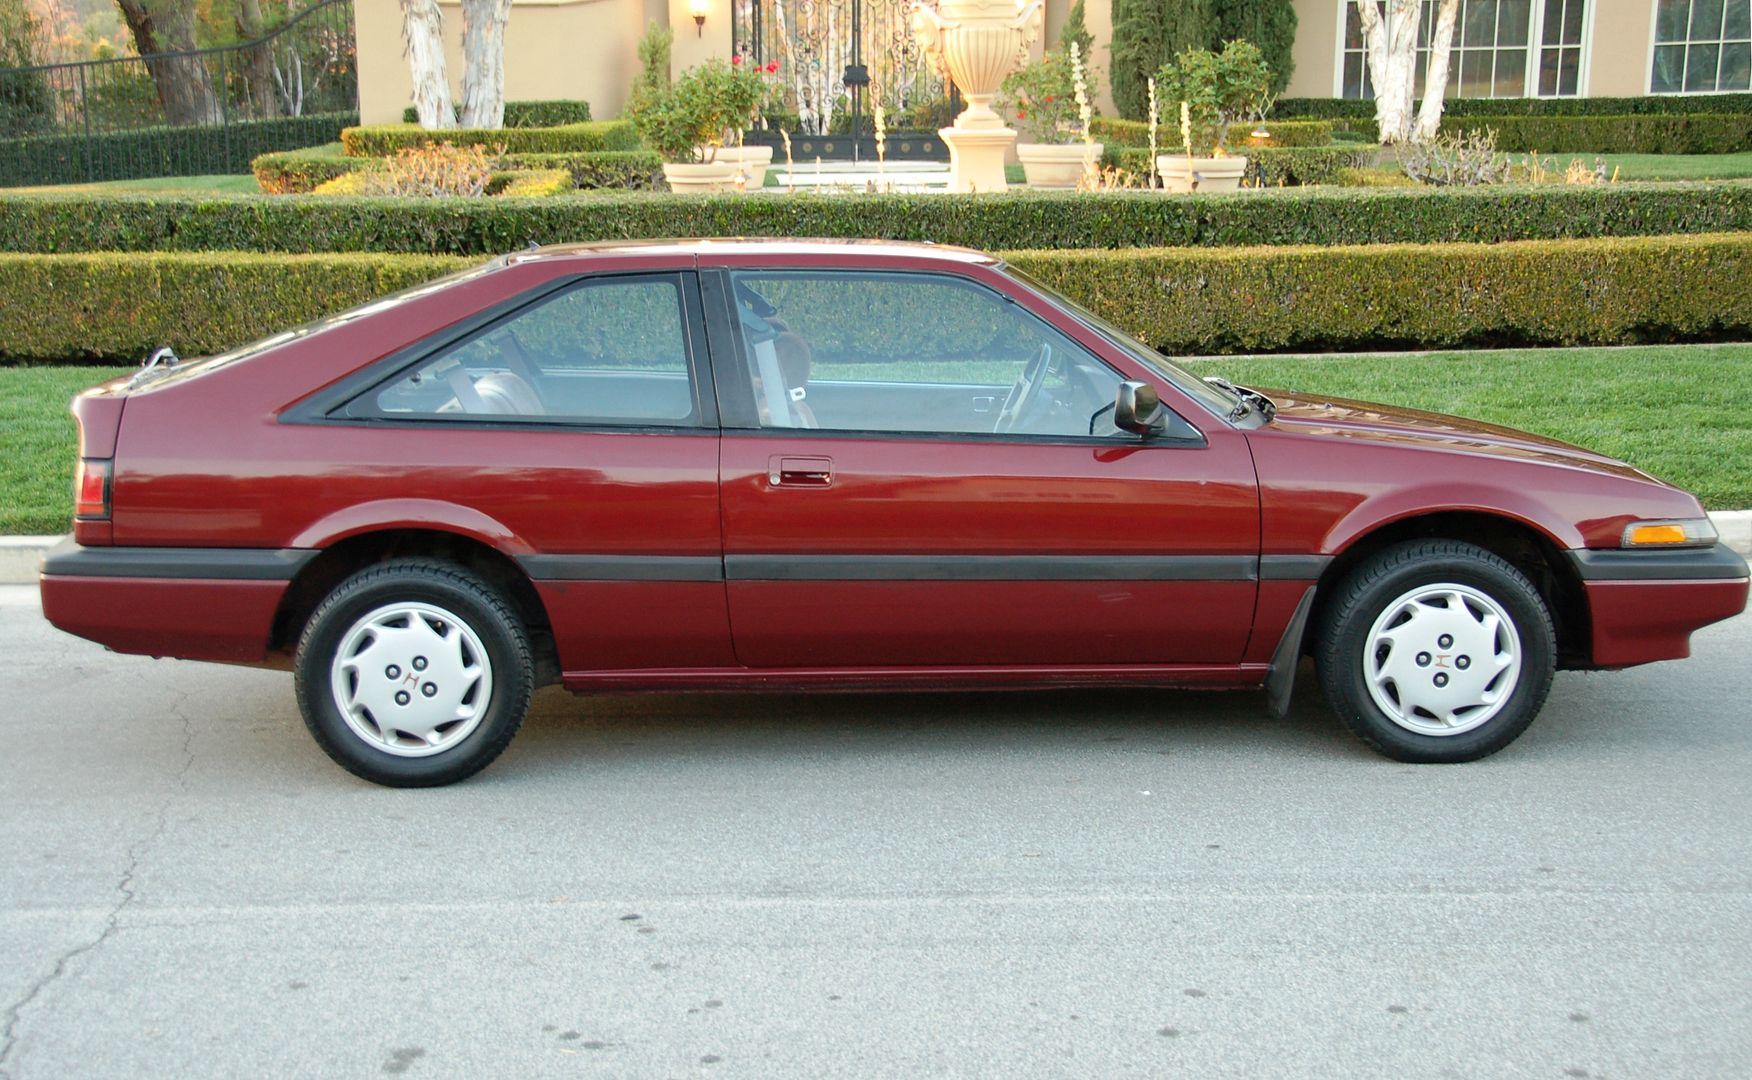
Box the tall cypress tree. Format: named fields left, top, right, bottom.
left=1110, top=0, right=1215, bottom=120
left=1214, top=0, right=1298, bottom=95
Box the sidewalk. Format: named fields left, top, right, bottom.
left=6, top=513, right=1750, bottom=584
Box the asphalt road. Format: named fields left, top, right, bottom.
left=2, top=585, right=1749, bottom=1080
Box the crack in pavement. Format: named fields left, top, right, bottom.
left=0, top=690, right=197, bottom=1080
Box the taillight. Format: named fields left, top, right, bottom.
left=74, top=458, right=111, bottom=520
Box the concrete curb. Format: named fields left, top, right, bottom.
left=5, top=514, right=1751, bottom=586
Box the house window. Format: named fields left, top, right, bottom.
left=1340, top=0, right=1588, bottom=98
left=1651, top=0, right=1752, bottom=93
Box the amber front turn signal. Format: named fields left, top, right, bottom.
left=1621, top=518, right=1716, bottom=548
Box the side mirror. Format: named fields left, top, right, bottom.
left=1114, top=381, right=1163, bottom=436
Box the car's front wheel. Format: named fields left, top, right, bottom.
left=1315, top=539, right=1556, bottom=763
left=294, top=560, right=533, bottom=786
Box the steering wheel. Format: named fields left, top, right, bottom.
left=994, top=343, right=1053, bottom=434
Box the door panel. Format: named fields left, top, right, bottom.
left=719, top=434, right=1261, bottom=667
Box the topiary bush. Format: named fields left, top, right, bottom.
left=7, top=182, right=1752, bottom=256
left=1094, top=116, right=1333, bottom=148
left=340, top=120, right=640, bottom=158
left=401, top=100, right=593, bottom=127
left=0, top=111, right=358, bottom=187
left=1441, top=113, right=1752, bottom=154
left=255, top=147, right=663, bottom=194
left=1106, top=145, right=1371, bottom=185
left=7, top=233, right=1751, bottom=360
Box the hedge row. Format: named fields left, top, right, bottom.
left=5, top=233, right=1748, bottom=360
left=0, top=252, right=471, bottom=360
left=0, top=112, right=357, bottom=188
left=1275, top=93, right=1752, bottom=118
left=1094, top=117, right=1335, bottom=149
left=399, top=100, right=593, bottom=127
left=340, top=121, right=641, bottom=157
left=1289, top=113, right=1752, bottom=154
left=7, top=181, right=1752, bottom=255
left=254, top=147, right=663, bottom=194
left=1107, top=146, right=1372, bottom=186
left=1447, top=113, right=1752, bottom=154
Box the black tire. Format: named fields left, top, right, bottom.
left=1315, top=539, right=1556, bottom=763
left=294, top=559, right=533, bottom=787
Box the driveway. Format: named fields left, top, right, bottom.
left=2, top=584, right=1748, bottom=1078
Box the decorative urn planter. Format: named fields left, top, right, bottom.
left=711, top=144, right=774, bottom=190
left=662, top=161, right=740, bottom=193
left=913, top=0, right=1044, bottom=193
left=1016, top=142, right=1104, bottom=189
left=1155, top=154, right=1249, bottom=193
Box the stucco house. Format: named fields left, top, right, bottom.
left=353, top=0, right=1748, bottom=126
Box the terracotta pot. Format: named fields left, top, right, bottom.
left=662, top=161, right=740, bottom=194
left=1016, top=142, right=1105, bottom=189
left=1154, top=154, right=1250, bottom=194
left=710, top=145, right=774, bottom=190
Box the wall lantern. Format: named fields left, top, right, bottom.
left=690, top=0, right=709, bottom=36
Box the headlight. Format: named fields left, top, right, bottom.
left=1621, top=518, right=1717, bottom=549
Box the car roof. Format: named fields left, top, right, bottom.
left=507, top=237, right=999, bottom=267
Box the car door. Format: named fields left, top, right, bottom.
left=701, top=260, right=1261, bottom=670
left=307, top=267, right=734, bottom=675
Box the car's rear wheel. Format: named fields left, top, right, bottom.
left=294, top=560, right=533, bottom=786
left=1315, top=539, right=1556, bottom=763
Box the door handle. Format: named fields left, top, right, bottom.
left=769, top=456, right=833, bottom=488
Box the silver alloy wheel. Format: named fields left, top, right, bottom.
left=1362, top=583, right=1523, bottom=737
left=328, top=601, right=493, bottom=757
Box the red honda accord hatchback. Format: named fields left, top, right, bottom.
left=40, top=240, right=1748, bottom=785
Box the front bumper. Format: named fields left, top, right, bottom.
left=1567, top=545, right=1749, bottom=668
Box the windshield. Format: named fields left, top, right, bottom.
left=139, top=257, right=509, bottom=390
left=1003, top=265, right=1241, bottom=420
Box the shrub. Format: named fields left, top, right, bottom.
left=1276, top=93, right=1752, bottom=118
left=1397, top=129, right=1511, bottom=186
left=0, top=111, right=358, bottom=187
left=340, top=120, right=639, bottom=158
left=1155, top=40, right=1273, bottom=154
left=359, top=144, right=498, bottom=197
left=1011, top=233, right=1752, bottom=354
left=0, top=251, right=472, bottom=361
left=7, top=234, right=1750, bottom=361
left=1105, top=145, right=1371, bottom=185
left=1110, top=0, right=1213, bottom=120
left=490, top=169, right=575, bottom=198
left=1094, top=116, right=1332, bottom=148
left=8, top=182, right=1752, bottom=256
left=401, top=100, right=593, bottom=127
left=255, top=147, right=663, bottom=194
left=1441, top=113, right=1752, bottom=154
left=1001, top=51, right=1085, bottom=145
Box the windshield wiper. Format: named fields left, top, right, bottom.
left=1203, top=375, right=1276, bottom=421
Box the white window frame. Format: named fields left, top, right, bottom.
left=1645, top=0, right=1752, bottom=93
left=1334, top=0, right=1594, bottom=99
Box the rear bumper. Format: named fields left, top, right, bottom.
left=38, top=540, right=312, bottom=663
left=1567, top=546, right=1750, bottom=668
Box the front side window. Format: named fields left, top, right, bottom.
left=1341, top=0, right=1588, bottom=98
left=727, top=270, right=1130, bottom=439
left=1652, top=0, right=1752, bottom=92
left=370, top=274, right=698, bottom=425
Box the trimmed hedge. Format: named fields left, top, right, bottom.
left=6, top=233, right=1749, bottom=360
left=0, top=111, right=357, bottom=188
left=341, top=121, right=641, bottom=157
left=0, top=251, right=471, bottom=360
left=7, top=182, right=1752, bottom=255
left=1094, top=117, right=1335, bottom=149
left=1276, top=93, right=1752, bottom=118
left=1443, top=113, right=1752, bottom=154
left=254, top=147, right=663, bottom=194
left=1107, top=145, right=1372, bottom=186
left=399, top=100, right=593, bottom=127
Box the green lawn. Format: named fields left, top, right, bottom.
left=2, top=174, right=262, bottom=195
left=1513, top=151, right=1752, bottom=181
left=0, top=365, right=128, bottom=534
left=1184, top=343, right=1752, bottom=509
left=2, top=344, right=1748, bottom=534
